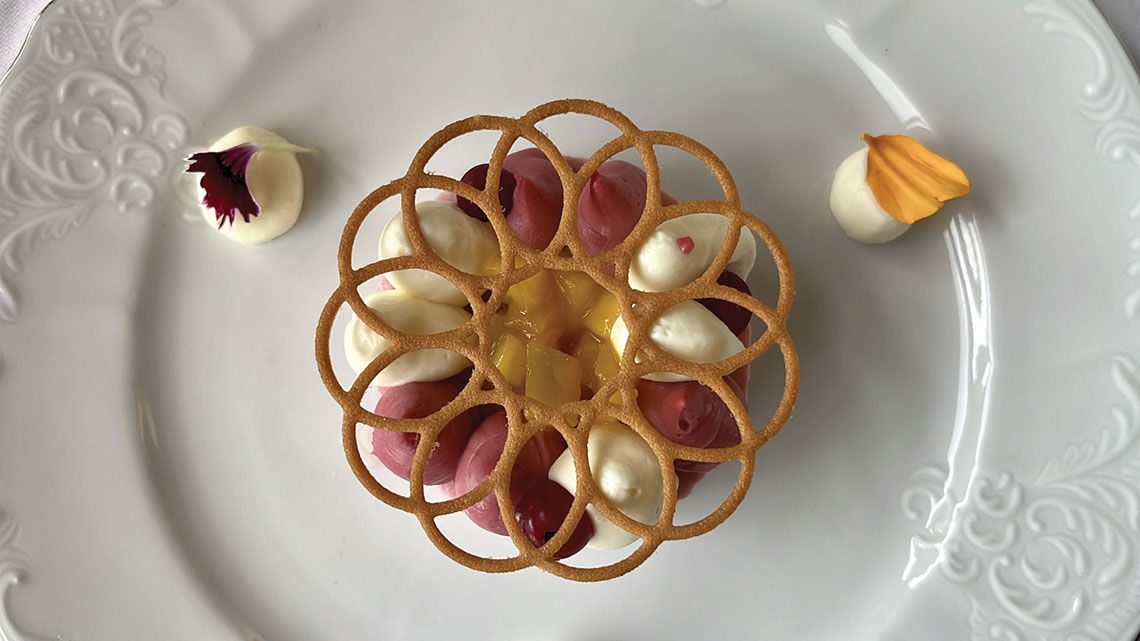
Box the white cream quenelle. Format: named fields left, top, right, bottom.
left=378, top=200, right=500, bottom=306
left=828, top=147, right=909, bottom=244
left=197, top=126, right=305, bottom=245
left=609, top=300, right=745, bottom=382
left=547, top=419, right=665, bottom=550
left=343, top=290, right=472, bottom=387
left=615, top=212, right=754, bottom=382
left=627, top=213, right=757, bottom=292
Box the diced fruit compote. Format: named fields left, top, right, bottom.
left=553, top=271, right=601, bottom=317
left=504, top=270, right=565, bottom=339
left=489, top=266, right=625, bottom=406
left=593, top=342, right=621, bottom=392
left=525, top=344, right=582, bottom=407
left=582, top=291, right=621, bottom=338
left=572, top=334, right=602, bottom=390
left=490, top=333, right=527, bottom=389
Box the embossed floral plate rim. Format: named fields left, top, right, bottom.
left=889, top=1, right=1140, bottom=638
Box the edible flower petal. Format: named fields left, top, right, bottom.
left=187, top=143, right=260, bottom=228
left=863, top=133, right=970, bottom=224
left=186, top=140, right=314, bottom=228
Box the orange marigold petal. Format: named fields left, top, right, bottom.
left=863, top=133, right=971, bottom=224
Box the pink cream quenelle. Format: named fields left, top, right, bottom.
left=346, top=148, right=759, bottom=558
left=439, top=148, right=680, bottom=253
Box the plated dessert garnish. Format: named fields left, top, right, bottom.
left=315, top=99, right=798, bottom=580
left=186, top=126, right=313, bottom=244
left=829, top=133, right=970, bottom=244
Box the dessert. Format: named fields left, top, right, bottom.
left=186, top=126, right=311, bottom=244
left=314, top=99, right=798, bottom=580
left=829, top=133, right=970, bottom=243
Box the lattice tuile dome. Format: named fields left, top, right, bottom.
left=315, top=99, right=799, bottom=581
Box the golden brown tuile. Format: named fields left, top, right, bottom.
left=314, top=99, right=798, bottom=581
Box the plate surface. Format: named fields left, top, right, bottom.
left=1, top=0, right=1139, bottom=639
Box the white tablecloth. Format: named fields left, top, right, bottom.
left=1104, top=0, right=1140, bottom=63
left=0, top=0, right=42, bottom=72
left=2, top=0, right=1139, bottom=73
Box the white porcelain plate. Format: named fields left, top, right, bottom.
left=2, top=0, right=1140, bottom=639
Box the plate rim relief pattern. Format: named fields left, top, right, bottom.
left=898, top=1, right=1140, bottom=638
left=0, top=0, right=187, bottom=639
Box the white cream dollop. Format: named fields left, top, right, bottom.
left=628, top=213, right=757, bottom=292
left=828, top=147, right=909, bottom=244
left=343, top=290, right=472, bottom=387
left=610, top=300, right=745, bottom=382
left=547, top=419, right=665, bottom=550
left=197, top=126, right=304, bottom=245
left=378, top=200, right=500, bottom=306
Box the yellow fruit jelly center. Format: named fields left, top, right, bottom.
left=489, top=270, right=622, bottom=406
